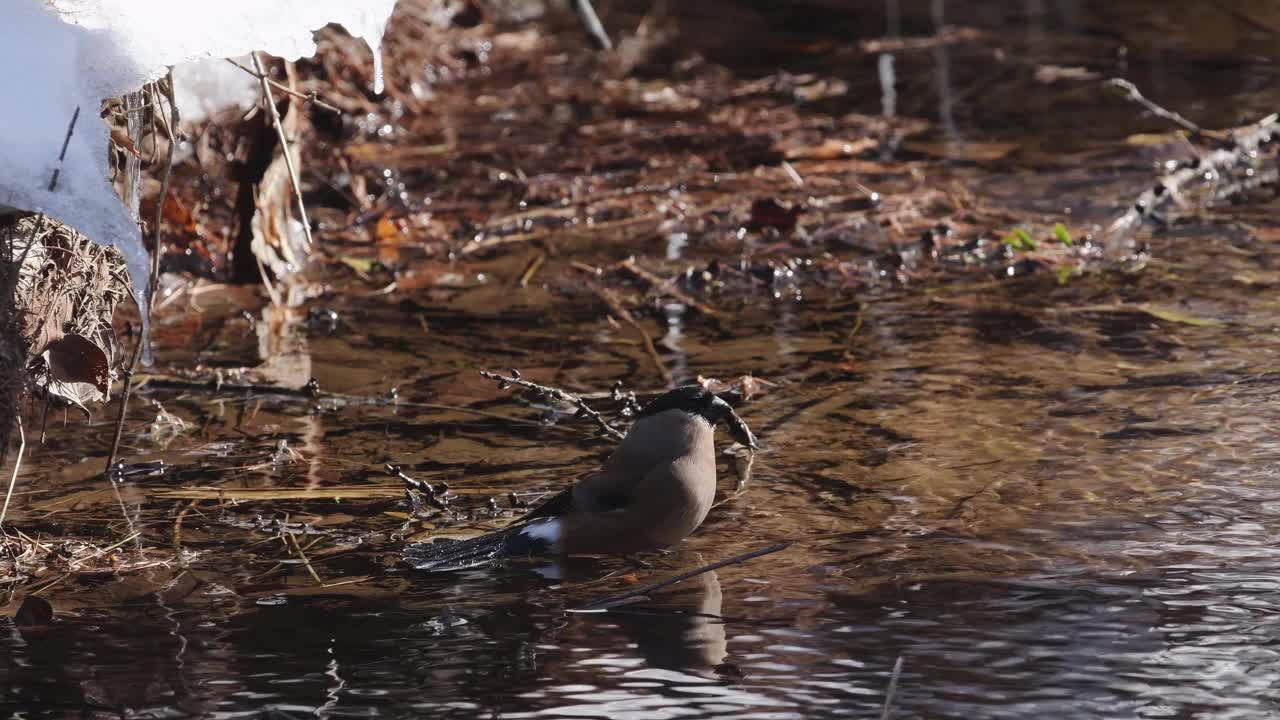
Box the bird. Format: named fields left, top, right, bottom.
left=403, top=385, right=757, bottom=572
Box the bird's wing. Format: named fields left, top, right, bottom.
left=517, top=486, right=577, bottom=523
left=517, top=470, right=633, bottom=525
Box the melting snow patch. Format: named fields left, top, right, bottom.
left=0, top=0, right=397, bottom=320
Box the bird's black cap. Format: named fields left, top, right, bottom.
left=638, top=385, right=758, bottom=448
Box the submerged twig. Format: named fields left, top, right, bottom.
left=480, top=369, right=625, bottom=441
left=252, top=52, right=315, bottom=252
left=573, top=541, right=793, bottom=611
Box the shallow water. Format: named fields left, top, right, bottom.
left=7, top=2, right=1280, bottom=718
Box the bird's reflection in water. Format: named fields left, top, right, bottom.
left=605, top=569, right=731, bottom=673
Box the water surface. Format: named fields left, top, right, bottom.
left=6, top=2, right=1280, bottom=718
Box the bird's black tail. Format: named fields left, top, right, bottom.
left=403, top=522, right=555, bottom=572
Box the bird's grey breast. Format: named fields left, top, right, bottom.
left=612, top=408, right=712, bottom=470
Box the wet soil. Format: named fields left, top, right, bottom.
left=7, top=2, right=1280, bottom=718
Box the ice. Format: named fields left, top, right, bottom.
left=0, top=0, right=398, bottom=335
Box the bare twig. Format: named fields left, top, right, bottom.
left=79, top=531, right=141, bottom=563
left=286, top=532, right=324, bottom=585
left=47, top=106, right=80, bottom=192
left=880, top=655, right=904, bottom=720
left=225, top=57, right=341, bottom=114
left=517, top=252, right=546, bottom=287
left=781, top=160, right=805, bottom=187
left=105, top=336, right=150, bottom=475
left=0, top=417, right=25, bottom=532
left=252, top=52, right=315, bottom=252
left=480, top=369, right=625, bottom=441
left=103, top=73, right=179, bottom=545
left=1104, top=78, right=1200, bottom=133
left=134, top=373, right=543, bottom=425
left=150, top=76, right=177, bottom=322
left=1102, top=112, right=1280, bottom=257
left=572, top=541, right=793, bottom=611
left=572, top=0, right=613, bottom=50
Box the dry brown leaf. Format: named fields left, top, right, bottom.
left=784, top=137, right=878, bottom=160
left=45, top=333, right=110, bottom=394
left=903, top=140, right=1019, bottom=162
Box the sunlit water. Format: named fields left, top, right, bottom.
left=8, top=2, right=1280, bottom=718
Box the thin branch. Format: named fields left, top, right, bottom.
left=79, top=531, right=141, bottom=563
left=1101, top=112, right=1280, bottom=257
left=134, top=373, right=544, bottom=426
left=103, top=73, right=178, bottom=545
left=517, top=252, right=546, bottom=287
left=572, top=541, right=793, bottom=611
left=225, top=57, right=342, bottom=114
left=1104, top=78, right=1200, bottom=134
left=151, top=76, right=177, bottom=325
left=480, top=369, right=625, bottom=441
left=47, top=106, right=81, bottom=192
left=286, top=532, right=324, bottom=586
left=0, top=417, right=25, bottom=532
left=252, top=52, right=315, bottom=252
left=572, top=0, right=613, bottom=50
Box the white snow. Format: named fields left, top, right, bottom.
left=171, top=56, right=260, bottom=123
left=0, top=0, right=398, bottom=325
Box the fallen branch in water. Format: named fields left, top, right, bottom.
left=480, top=369, right=625, bottom=441
left=572, top=541, right=793, bottom=611
left=1101, top=92, right=1280, bottom=260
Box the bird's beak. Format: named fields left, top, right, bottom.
left=723, top=405, right=758, bottom=449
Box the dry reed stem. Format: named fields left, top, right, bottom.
left=253, top=52, right=314, bottom=254
left=0, top=417, right=25, bottom=532
left=104, top=73, right=179, bottom=545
